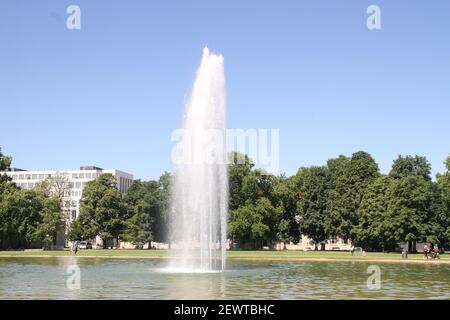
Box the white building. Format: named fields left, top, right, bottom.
left=0, top=166, right=133, bottom=247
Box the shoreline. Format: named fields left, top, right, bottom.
left=1, top=254, right=449, bottom=265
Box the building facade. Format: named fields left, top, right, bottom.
left=0, top=166, right=133, bottom=247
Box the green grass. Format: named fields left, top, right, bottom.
left=0, top=248, right=448, bottom=262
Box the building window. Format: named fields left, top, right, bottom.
left=32, top=174, right=37, bottom=180
left=72, top=173, right=78, bottom=179
left=71, top=210, right=77, bottom=221
left=38, top=174, right=44, bottom=179
left=86, top=173, right=92, bottom=179
left=25, top=174, right=31, bottom=180
left=75, top=182, right=81, bottom=189
left=18, top=174, right=24, bottom=180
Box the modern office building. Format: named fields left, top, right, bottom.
left=0, top=166, right=133, bottom=247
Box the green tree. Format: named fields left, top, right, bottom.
left=273, top=175, right=300, bottom=248
left=436, top=156, right=450, bottom=243
left=296, top=166, right=330, bottom=250
left=31, top=194, right=63, bottom=248
left=229, top=197, right=281, bottom=249
left=0, top=188, right=60, bottom=249
left=356, top=176, right=396, bottom=251
left=357, top=174, right=439, bottom=252
left=122, top=179, right=164, bottom=249
left=69, top=174, right=125, bottom=248
left=0, top=147, right=12, bottom=171
left=228, top=152, right=254, bottom=210
left=326, top=151, right=379, bottom=242
left=389, top=155, right=431, bottom=181
left=155, top=172, right=171, bottom=243
left=388, top=176, right=437, bottom=251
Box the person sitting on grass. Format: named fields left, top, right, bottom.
left=431, top=245, right=440, bottom=259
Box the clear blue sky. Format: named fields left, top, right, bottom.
left=1, top=0, right=449, bottom=180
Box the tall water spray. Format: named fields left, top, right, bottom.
left=168, top=47, right=228, bottom=271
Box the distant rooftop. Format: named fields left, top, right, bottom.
left=8, top=168, right=27, bottom=172
left=79, top=166, right=103, bottom=171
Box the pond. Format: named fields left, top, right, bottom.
left=0, top=257, right=449, bottom=299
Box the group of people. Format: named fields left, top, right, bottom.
left=423, top=244, right=440, bottom=259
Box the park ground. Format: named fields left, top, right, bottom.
left=0, top=249, right=449, bottom=264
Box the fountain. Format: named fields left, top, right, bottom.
left=168, top=47, right=228, bottom=272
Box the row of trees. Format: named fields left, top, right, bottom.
left=68, top=173, right=170, bottom=249
left=1, top=145, right=449, bottom=252
left=228, top=151, right=450, bottom=251
left=0, top=148, right=63, bottom=249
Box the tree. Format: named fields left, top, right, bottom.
left=387, top=176, right=437, bottom=251
left=0, top=146, right=12, bottom=171
left=31, top=194, right=63, bottom=248
left=35, top=172, right=71, bottom=233
left=326, top=151, right=379, bottom=242
left=273, top=175, right=300, bottom=248
left=155, top=172, right=171, bottom=243
left=296, top=166, right=330, bottom=250
left=389, top=155, right=431, bottom=181
left=0, top=187, right=61, bottom=249
left=35, top=172, right=70, bottom=199
left=227, top=152, right=284, bottom=249
left=228, top=152, right=254, bottom=210
left=122, top=180, right=163, bottom=249
left=357, top=173, right=439, bottom=252
left=356, top=176, right=396, bottom=251
left=436, top=156, right=450, bottom=243
left=229, top=197, right=281, bottom=249
left=0, top=147, right=12, bottom=188
left=69, top=174, right=125, bottom=248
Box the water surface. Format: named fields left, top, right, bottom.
left=0, top=257, right=449, bottom=299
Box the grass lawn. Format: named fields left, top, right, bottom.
left=0, top=248, right=449, bottom=262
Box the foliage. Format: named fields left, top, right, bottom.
left=0, top=147, right=12, bottom=171
left=229, top=197, right=281, bottom=249
left=389, top=155, right=431, bottom=181
left=69, top=174, right=125, bottom=248
left=121, top=177, right=169, bottom=249
left=296, top=166, right=330, bottom=250
left=2, top=145, right=450, bottom=252
left=0, top=187, right=62, bottom=249
left=273, top=175, right=300, bottom=246
left=326, top=151, right=379, bottom=241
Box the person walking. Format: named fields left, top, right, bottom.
left=72, top=241, right=78, bottom=255
left=423, top=244, right=429, bottom=259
